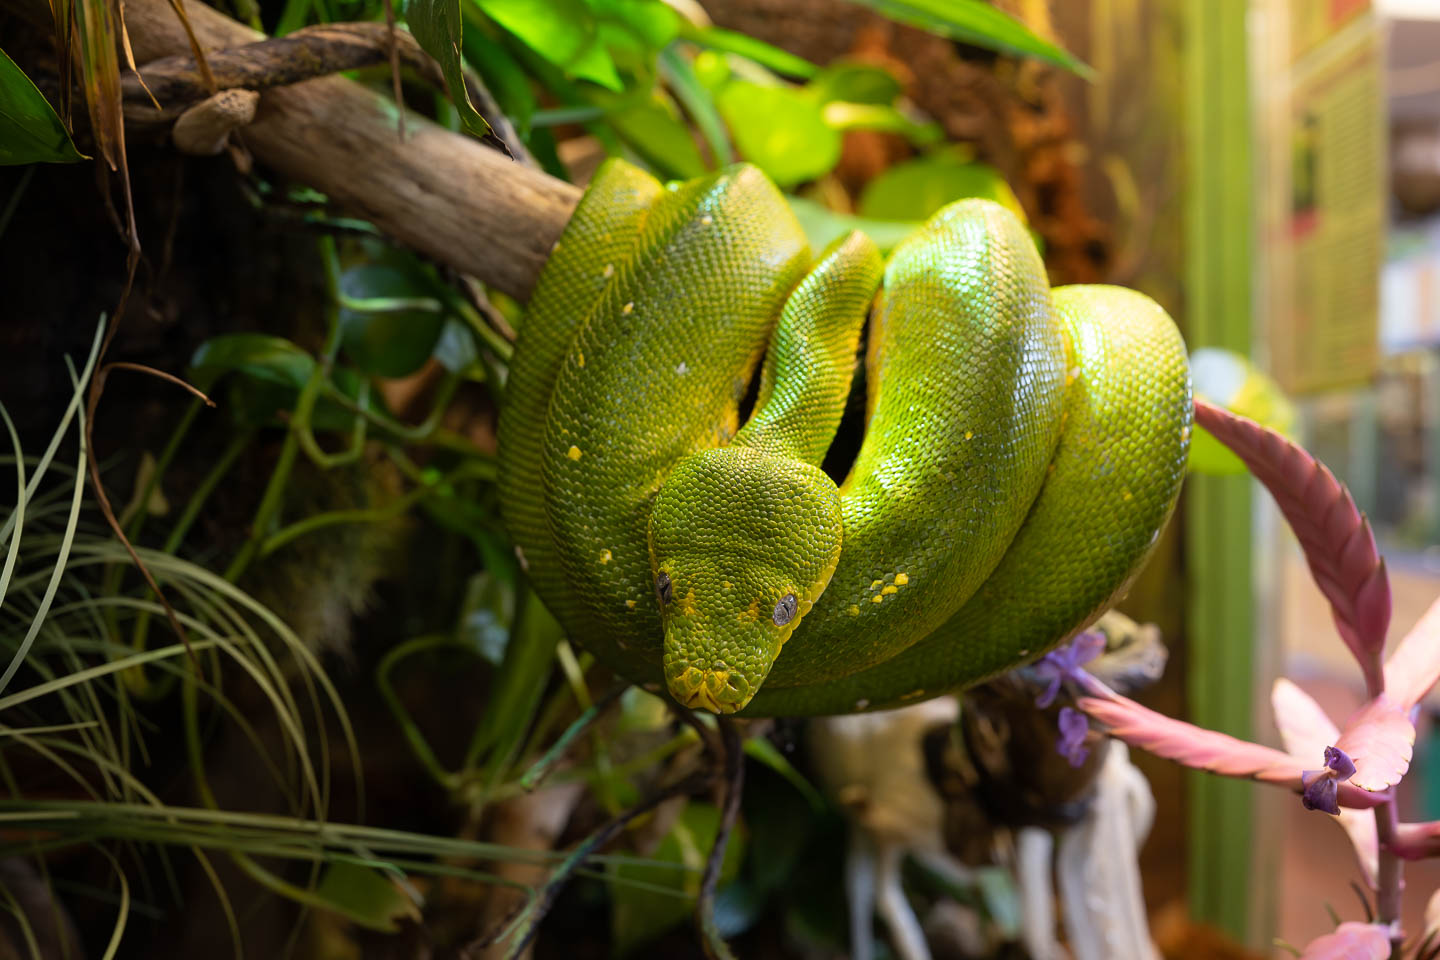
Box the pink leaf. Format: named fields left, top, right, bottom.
left=1297, top=922, right=1390, bottom=960
left=1076, top=687, right=1386, bottom=809
left=1271, top=679, right=1378, bottom=886
left=1388, top=821, right=1440, bottom=861
left=1331, top=694, right=1414, bottom=792
left=1195, top=399, right=1390, bottom=695
left=1382, top=595, right=1440, bottom=711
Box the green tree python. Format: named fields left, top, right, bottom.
left=497, top=159, right=1192, bottom=717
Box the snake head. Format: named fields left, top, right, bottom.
left=649, top=447, right=843, bottom=714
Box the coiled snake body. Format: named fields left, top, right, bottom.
left=498, top=160, right=1192, bottom=717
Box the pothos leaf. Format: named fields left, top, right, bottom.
left=407, top=0, right=494, bottom=139
left=0, top=47, right=85, bottom=164
left=715, top=81, right=838, bottom=188
left=477, top=0, right=621, bottom=90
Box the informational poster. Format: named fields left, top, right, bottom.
left=1266, top=3, right=1384, bottom=394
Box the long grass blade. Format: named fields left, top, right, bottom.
left=0, top=381, right=87, bottom=694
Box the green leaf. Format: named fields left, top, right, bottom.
left=606, top=92, right=707, bottom=179
left=338, top=258, right=449, bottom=378
left=786, top=196, right=921, bottom=255
left=845, top=0, right=1090, bottom=76
left=188, top=334, right=366, bottom=431
left=478, top=0, right=622, bottom=90
left=0, top=47, right=85, bottom=164
left=314, top=863, right=417, bottom=933
left=715, top=81, right=839, bottom=187
left=822, top=101, right=942, bottom=147
left=406, top=0, right=495, bottom=138
left=608, top=801, right=747, bottom=956
left=805, top=61, right=902, bottom=105
left=1188, top=347, right=1297, bottom=476
left=680, top=24, right=818, bottom=79
left=591, top=0, right=679, bottom=50
left=189, top=334, right=316, bottom=393
left=858, top=152, right=1022, bottom=222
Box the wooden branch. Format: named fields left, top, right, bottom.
left=97, top=0, right=579, bottom=300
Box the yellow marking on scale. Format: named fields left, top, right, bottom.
left=881, top=585, right=898, bottom=595
left=964, top=430, right=974, bottom=440
left=722, top=581, right=733, bottom=590
left=894, top=573, right=909, bottom=586
left=871, top=594, right=884, bottom=604
left=567, top=445, right=582, bottom=461
left=622, top=302, right=635, bottom=315
left=848, top=604, right=860, bottom=616
left=680, top=587, right=697, bottom=616
left=739, top=598, right=760, bottom=622
left=701, top=215, right=714, bottom=225
left=625, top=599, right=637, bottom=610
left=870, top=579, right=883, bottom=591
left=577, top=351, right=585, bottom=368
left=599, top=549, right=612, bottom=565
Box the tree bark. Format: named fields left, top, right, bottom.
left=88, top=0, right=581, bottom=300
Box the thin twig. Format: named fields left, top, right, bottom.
left=380, top=0, right=405, bottom=141
left=696, top=717, right=743, bottom=960
left=516, top=682, right=629, bottom=792
left=491, top=769, right=712, bottom=959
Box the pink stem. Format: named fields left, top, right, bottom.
left=1374, top=799, right=1404, bottom=948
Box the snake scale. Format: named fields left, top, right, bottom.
left=497, top=159, right=1192, bottom=717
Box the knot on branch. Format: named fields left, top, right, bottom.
left=172, top=88, right=259, bottom=156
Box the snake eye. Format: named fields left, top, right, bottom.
left=773, top=594, right=797, bottom=626
left=656, top=572, right=673, bottom=605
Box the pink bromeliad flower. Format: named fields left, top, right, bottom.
left=1035, top=398, right=1440, bottom=958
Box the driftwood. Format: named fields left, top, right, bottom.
left=74, top=0, right=581, bottom=300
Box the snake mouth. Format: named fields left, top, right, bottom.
left=667, top=665, right=751, bottom=715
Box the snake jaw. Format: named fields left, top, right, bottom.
left=666, top=663, right=751, bottom=715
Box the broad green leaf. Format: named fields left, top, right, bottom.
left=1188, top=347, right=1296, bottom=476
left=478, top=0, right=622, bottom=90
left=805, top=61, right=901, bottom=105
left=715, top=81, right=838, bottom=187
left=0, top=47, right=84, bottom=164
left=591, top=0, right=679, bottom=51
left=858, top=152, right=1022, bottom=222
left=607, top=93, right=706, bottom=179
left=314, top=863, right=417, bottom=933
left=189, top=334, right=315, bottom=393
left=188, top=334, right=366, bottom=431
left=608, top=801, right=746, bottom=956
left=407, top=0, right=495, bottom=138
left=338, top=258, right=448, bottom=378
left=845, top=0, right=1090, bottom=76
left=691, top=49, right=731, bottom=91
left=680, top=23, right=817, bottom=79
left=787, top=196, right=921, bottom=255
left=822, top=101, right=942, bottom=146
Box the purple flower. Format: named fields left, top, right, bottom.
left=1057, top=706, right=1090, bottom=767
left=1324, top=745, right=1356, bottom=780
left=1300, top=746, right=1355, bottom=815
left=1301, top=770, right=1340, bottom=814
left=1033, top=631, right=1107, bottom=708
